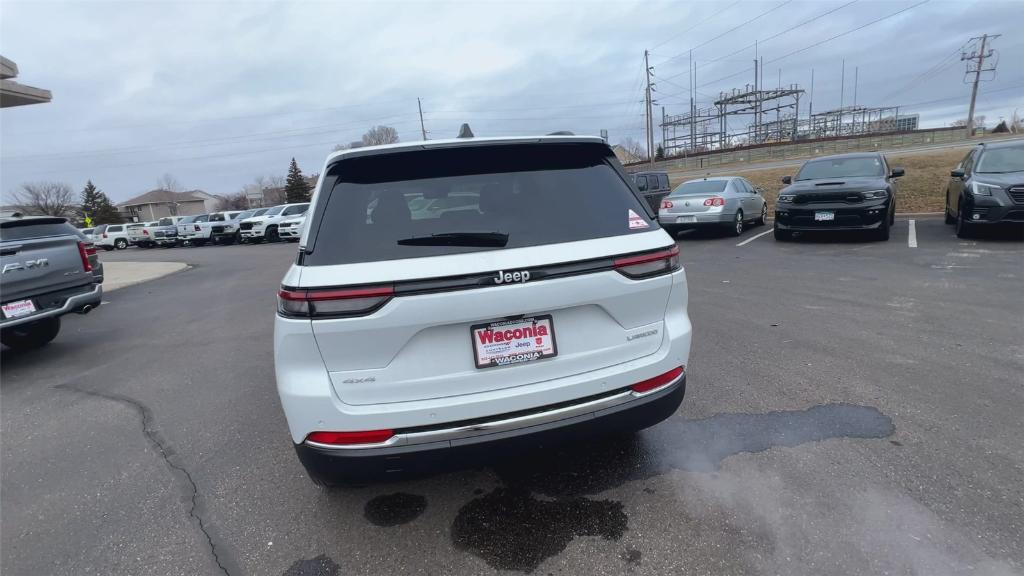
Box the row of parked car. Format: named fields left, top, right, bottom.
left=80, top=202, right=310, bottom=249
left=634, top=139, right=1023, bottom=242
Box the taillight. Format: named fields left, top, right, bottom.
left=614, top=245, right=680, bottom=279
left=306, top=430, right=394, bottom=446
left=703, top=197, right=725, bottom=207
left=76, top=241, right=93, bottom=272
left=194, top=224, right=201, bottom=231
left=278, top=285, right=394, bottom=317
left=661, top=200, right=673, bottom=210
left=143, top=229, right=149, bottom=235
left=631, top=366, right=685, bottom=394
left=102, top=233, right=108, bottom=238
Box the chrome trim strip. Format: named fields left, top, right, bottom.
left=304, top=374, right=684, bottom=451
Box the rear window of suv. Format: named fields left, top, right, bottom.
left=304, top=143, right=653, bottom=265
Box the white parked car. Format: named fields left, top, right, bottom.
left=188, top=211, right=244, bottom=245
left=94, top=223, right=131, bottom=250
left=277, top=214, right=305, bottom=241
left=274, top=134, right=692, bottom=485
left=240, top=203, right=309, bottom=243
left=127, top=221, right=157, bottom=247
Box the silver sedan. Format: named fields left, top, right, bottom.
left=658, top=176, right=768, bottom=237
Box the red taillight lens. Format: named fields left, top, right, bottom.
left=102, top=233, right=108, bottom=238
left=77, top=241, right=93, bottom=272
left=631, top=366, right=685, bottom=394
left=306, top=430, right=394, bottom=446
left=143, top=229, right=149, bottom=235
left=614, top=245, right=680, bottom=279
left=703, top=196, right=725, bottom=207
left=661, top=200, right=673, bottom=210
left=278, top=285, right=394, bottom=317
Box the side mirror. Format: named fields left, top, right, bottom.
left=781, top=176, right=792, bottom=185
left=950, top=169, right=965, bottom=179
left=890, top=167, right=905, bottom=178
left=755, top=187, right=764, bottom=195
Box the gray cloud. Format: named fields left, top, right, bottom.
left=2, top=0, right=1021, bottom=202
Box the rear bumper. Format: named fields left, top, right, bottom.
left=775, top=200, right=890, bottom=231
left=295, top=377, right=684, bottom=484
left=658, top=210, right=731, bottom=226
left=1, top=283, right=102, bottom=329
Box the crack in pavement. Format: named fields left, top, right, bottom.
left=57, top=383, right=235, bottom=576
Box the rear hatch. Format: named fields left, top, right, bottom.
left=292, top=141, right=677, bottom=406
left=662, top=180, right=729, bottom=214
left=1, top=218, right=93, bottom=304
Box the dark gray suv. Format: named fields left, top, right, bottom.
left=945, top=140, right=1024, bottom=238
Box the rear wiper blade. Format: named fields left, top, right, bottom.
left=396, top=232, right=508, bottom=247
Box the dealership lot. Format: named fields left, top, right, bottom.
left=2, top=217, right=1022, bottom=576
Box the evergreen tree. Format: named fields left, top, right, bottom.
left=284, top=158, right=311, bottom=203
left=655, top=144, right=665, bottom=161
left=79, top=180, right=123, bottom=225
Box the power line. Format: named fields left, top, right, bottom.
left=656, top=0, right=792, bottom=67
left=649, top=0, right=743, bottom=50
left=689, top=0, right=859, bottom=75
left=696, top=0, right=931, bottom=90
left=2, top=113, right=420, bottom=162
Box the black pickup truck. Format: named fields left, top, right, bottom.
left=1, top=216, right=103, bottom=349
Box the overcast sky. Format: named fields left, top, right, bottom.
left=1, top=0, right=1021, bottom=203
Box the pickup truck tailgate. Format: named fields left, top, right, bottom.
left=1, top=231, right=92, bottom=303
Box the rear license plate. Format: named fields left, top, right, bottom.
left=677, top=215, right=697, bottom=223
left=814, top=211, right=835, bottom=221
left=471, top=315, right=557, bottom=369
left=2, top=299, right=37, bottom=319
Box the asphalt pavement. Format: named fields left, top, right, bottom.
left=2, top=221, right=1023, bottom=576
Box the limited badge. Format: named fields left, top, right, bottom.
left=628, top=209, right=649, bottom=229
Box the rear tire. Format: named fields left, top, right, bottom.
left=773, top=225, right=791, bottom=241
left=1, top=317, right=61, bottom=350
left=728, top=210, right=744, bottom=237
left=115, top=238, right=128, bottom=250
left=757, top=203, right=767, bottom=226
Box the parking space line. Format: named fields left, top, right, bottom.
left=908, top=219, right=918, bottom=248
left=736, top=229, right=773, bottom=247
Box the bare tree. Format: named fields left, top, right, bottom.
left=156, top=173, right=183, bottom=192
left=617, top=137, right=646, bottom=161
left=13, top=182, right=76, bottom=217
left=361, top=125, right=400, bottom=146
left=216, top=192, right=250, bottom=211
left=951, top=115, right=986, bottom=130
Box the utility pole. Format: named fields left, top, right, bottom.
left=644, top=49, right=655, bottom=165
left=690, top=50, right=696, bottom=153
left=417, top=98, right=427, bottom=141
left=839, top=59, right=845, bottom=135
left=809, top=68, right=815, bottom=126
left=962, top=34, right=999, bottom=136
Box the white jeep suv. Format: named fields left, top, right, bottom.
left=274, top=135, right=692, bottom=485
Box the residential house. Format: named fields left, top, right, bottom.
left=612, top=145, right=641, bottom=165
left=246, top=175, right=318, bottom=208
left=117, top=190, right=222, bottom=222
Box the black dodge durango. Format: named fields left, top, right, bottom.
left=774, top=152, right=904, bottom=241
